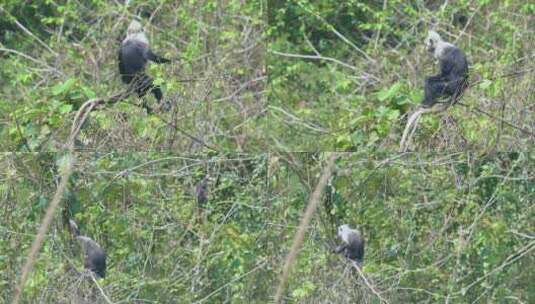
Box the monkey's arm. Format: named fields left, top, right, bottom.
left=333, top=244, right=347, bottom=254
left=146, top=49, right=171, bottom=64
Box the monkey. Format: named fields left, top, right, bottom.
left=195, top=175, right=209, bottom=207
left=454, top=13, right=468, bottom=28
left=334, top=224, right=365, bottom=264
left=118, top=20, right=170, bottom=112
left=421, top=30, right=469, bottom=108
left=69, top=219, right=107, bottom=278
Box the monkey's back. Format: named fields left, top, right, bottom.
left=85, top=245, right=106, bottom=278
left=440, top=47, right=468, bottom=79
left=345, top=233, right=365, bottom=262
left=118, top=40, right=149, bottom=83
left=196, top=177, right=208, bottom=206
left=78, top=236, right=107, bottom=278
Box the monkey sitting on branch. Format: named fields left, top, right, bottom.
left=334, top=224, right=365, bottom=265
left=118, top=20, right=171, bottom=113
left=69, top=219, right=107, bottom=278
left=399, top=30, right=469, bottom=152
left=421, top=30, right=469, bottom=108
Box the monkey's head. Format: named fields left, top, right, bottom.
left=338, top=224, right=357, bottom=243
left=425, top=30, right=442, bottom=54
left=124, top=20, right=149, bottom=45
left=127, top=20, right=144, bottom=35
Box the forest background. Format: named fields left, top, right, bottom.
left=0, top=0, right=533, bottom=303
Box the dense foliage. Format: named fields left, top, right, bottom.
left=268, top=0, right=534, bottom=151
left=2, top=152, right=533, bottom=302
left=1, top=153, right=271, bottom=302
left=0, top=0, right=533, bottom=303
left=0, top=0, right=266, bottom=152
left=268, top=152, right=534, bottom=302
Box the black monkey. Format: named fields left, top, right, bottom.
left=334, top=224, right=365, bottom=264
left=69, top=219, right=107, bottom=278
left=118, top=20, right=170, bottom=111
left=422, top=30, right=469, bottom=108
left=195, top=175, right=209, bottom=207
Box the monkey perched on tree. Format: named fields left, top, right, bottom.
left=118, top=20, right=171, bottom=112
left=334, top=224, right=365, bottom=264
left=195, top=175, right=210, bottom=208
left=69, top=219, right=107, bottom=278
left=421, top=30, right=469, bottom=108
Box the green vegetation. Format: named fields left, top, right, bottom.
left=2, top=152, right=533, bottom=302
left=1, top=0, right=533, bottom=303
left=267, top=152, right=534, bottom=302
left=268, top=0, right=534, bottom=151
left=0, top=0, right=266, bottom=152
left=1, top=153, right=271, bottom=302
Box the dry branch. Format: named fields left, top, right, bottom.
left=351, top=261, right=389, bottom=304
left=399, top=104, right=449, bottom=152
left=11, top=93, right=124, bottom=304
left=274, top=153, right=338, bottom=303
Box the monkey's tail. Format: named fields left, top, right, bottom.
left=450, top=75, right=469, bottom=105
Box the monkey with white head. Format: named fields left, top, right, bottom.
left=421, top=30, right=469, bottom=107
left=118, top=20, right=171, bottom=112
left=334, top=224, right=365, bottom=264
left=69, top=219, right=107, bottom=278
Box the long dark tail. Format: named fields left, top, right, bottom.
left=451, top=75, right=469, bottom=105
left=130, top=74, right=163, bottom=102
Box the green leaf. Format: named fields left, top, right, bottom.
left=59, top=104, right=73, bottom=114
left=478, top=79, right=492, bottom=90
left=377, top=82, right=402, bottom=102
left=51, top=78, right=76, bottom=96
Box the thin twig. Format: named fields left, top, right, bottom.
left=270, top=50, right=359, bottom=72
left=0, top=47, right=55, bottom=70
left=194, top=261, right=267, bottom=304
left=90, top=273, right=114, bottom=304
left=297, top=3, right=376, bottom=63
left=351, top=261, right=390, bottom=304
left=11, top=154, right=74, bottom=304
left=457, top=102, right=535, bottom=137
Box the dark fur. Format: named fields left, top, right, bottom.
left=195, top=175, right=209, bottom=207
left=118, top=39, right=170, bottom=105
left=69, top=220, right=107, bottom=278
left=423, top=46, right=469, bottom=107
left=335, top=226, right=365, bottom=263
left=81, top=237, right=107, bottom=278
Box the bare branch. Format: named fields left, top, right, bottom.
left=274, top=153, right=337, bottom=303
